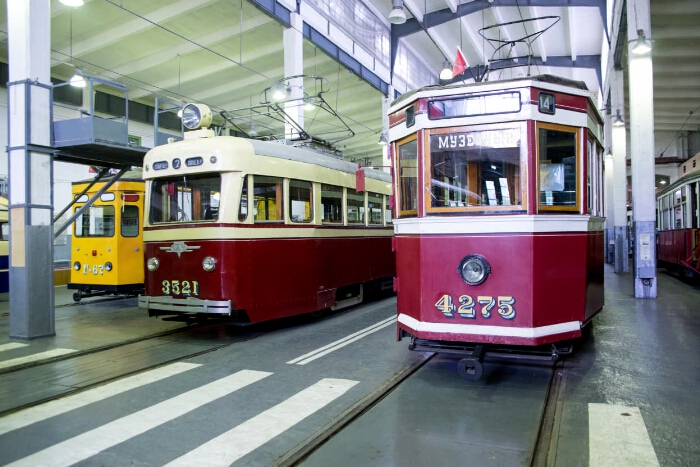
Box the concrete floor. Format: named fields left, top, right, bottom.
left=0, top=266, right=698, bottom=466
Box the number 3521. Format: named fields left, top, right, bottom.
left=435, top=294, right=516, bottom=320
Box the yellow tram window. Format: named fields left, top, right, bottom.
left=121, top=205, right=139, bottom=238
left=397, top=137, right=418, bottom=217
left=427, top=127, right=522, bottom=212
left=321, top=184, right=343, bottom=224
left=253, top=176, right=283, bottom=222
left=75, top=205, right=115, bottom=237
left=289, top=179, right=312, bottom=223
left=368, top=192, right=383, bottom=225
left=347, top=188, right=365, bottom=224
left=537, top=123, right=580, bottom=211
left=0, top=223, right=7, bottom=241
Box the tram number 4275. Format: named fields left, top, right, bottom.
left=435, top=294, right=516, bottom=320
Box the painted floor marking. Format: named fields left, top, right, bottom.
left=0, top=348, right=77, bottom=370
left=0, top=362, right=201, bottom=436
left=4, top=369, right=272, bottom=467
left=163, top=378, right=359, bottom=467
left=588, top=403, right=660, bottom=467
left=0, top=343, right=29, bottom=353
left=287, top=316, right=396, bottom=365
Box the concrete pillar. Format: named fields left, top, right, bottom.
left=604, top=150, right=614, bottom=264
left=7, top=0, right=56, bottom=338
left=283, top=12, right=303, bottom=140
left=610, top=70, right=629, bottom=273
left=627, top=0, right=656, bottom=298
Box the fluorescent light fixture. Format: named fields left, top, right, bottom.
left=272, top=83, right=288, bottom=101
left=69, top=68, right=85, bottom=88
left=60, top=0, right=84, bottom=6
left=248, top=123, right=258, bottom=137
left=378, top=133, right=388, bottom=145
left=388, top=0, right=406, bottom=25
left=439, top=61, right=452, bottom=81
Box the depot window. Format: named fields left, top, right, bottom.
left=537, top=122, right=581, bottom=212
left=289, top=179, right=312, bottom=223
left=149, top=174, right=221, bottom=223
left=75, top=205, right=115, bottom=237
left=426, top=125, right=524, bottom=213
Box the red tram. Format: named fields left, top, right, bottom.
left=388, top=75, right=605, bottom=378
left=138, top=104, right=394, bottom=323
left=657, top=154, right=700, bottom=278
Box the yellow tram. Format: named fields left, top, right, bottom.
left=0, top=196, right=8, bottom=294
left=68, top=170, right=145, bottom=302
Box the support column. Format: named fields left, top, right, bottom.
left=627, top=0, right=656, bottom=298
left=610, top=70, right=629, bottom=273
left=604, top=150, right=614, bottom=264
left=284, top=12, right=303, bottom=140
left=7, top=0, right=55, bottom=338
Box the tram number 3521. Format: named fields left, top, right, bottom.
left=435, top=294, right=516, bottom=320
left=162, top=280, right=200, bottom=297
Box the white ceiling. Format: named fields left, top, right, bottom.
left=0, top=0, right=698, bottom=164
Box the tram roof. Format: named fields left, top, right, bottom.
left=656, top=167, right=700, bottom=198
left=72, top=169, right=144, bottom=186
left=390, top=74, right=590, bottom=110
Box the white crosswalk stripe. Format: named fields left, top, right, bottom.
left=0, top=362, right=200, bottom=436
left=4, top=369, right=272, bottom=467
left=0, top=348, right=77, bottom=370
left=0, top=343, right=29, bottom=353
left=164, top=378, right=359, bottom=467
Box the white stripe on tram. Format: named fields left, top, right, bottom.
left=0, top=343, right=29, bottom=353
left=0, top=348, right=77, bottom=370
left=0, top=362, right=201, bottom=436
left=588, top=403, right=660, bottom=467
left=5, top=369, right=272, bottom=467
left=163, top=378, right=359, bottom=467
left=287, top=316, right=396, bottom=365
left=398, top=313, right=580, bottom=339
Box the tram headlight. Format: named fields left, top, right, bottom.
left=457, top=254, right=491, bottom=286
left=147, top=257, right=160, bottom=272
left=202, top=256, right=216, bottom=272
left=104, top=262, right=113, bottom=272
left=181, top=103, right=212, bottom=130
left=73, top=261, right=81, bottom=271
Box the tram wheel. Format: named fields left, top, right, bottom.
left=457, top=358, right=483, bottom=381
left=72, top=293, right=82, bottom=303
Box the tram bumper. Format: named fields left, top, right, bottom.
left=138, top=295, right=232, bottom=316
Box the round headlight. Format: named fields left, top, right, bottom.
left=104, top=262, right=113, bottom=272
left=181, top=103, right=212, bottom=130
left=147, top=257, right=160, bottom=272
left=457, top=254, right=491, bottom=286
left=202, top=256, right=216, bottom=272
left=73, top=261, right=81, bottom=271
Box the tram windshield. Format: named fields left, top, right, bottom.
left=427, top=127, right=522, bottom=211
left=148, top=174, right=221, bottom=224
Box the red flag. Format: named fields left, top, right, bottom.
left=452, top=47, right=467, bottom=78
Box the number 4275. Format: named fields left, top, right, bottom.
left=435, top=294, right=516, bottom=320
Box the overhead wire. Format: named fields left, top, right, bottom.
left=659, top=104, right=700, bottom=158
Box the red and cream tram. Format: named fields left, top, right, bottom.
left=388, top=75, right=605, bottom=378
left=138, top=104, right=394, bottom=323
left=657, top=154, right=700, bottom=278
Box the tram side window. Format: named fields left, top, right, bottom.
left=384, top=196, right=392, bottom=224
left=691, top=182, right=698, bottom=228
left=321, top=184, right=343, bottom=224
left=239, top=175, right=249, bottom=221
left=289, top=179, right=312, bottom=223
left=397, top=138, right=418, bottom=216
left=254, top=176, right=283, bottom=222
left=0, top=222, right=8, bottom=241
left=347, top=189, right=365, bottom=224
left=368, top=192, right=383, bottom=225
left=428, top=128, right=521, bottom=211
left=539, top=127, right=578, bottom=210
left=149, top=174, right=221, bottom=224
left=121, top=205, right=139, bottom=237
left=75, top=205, right=115, bottom=237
